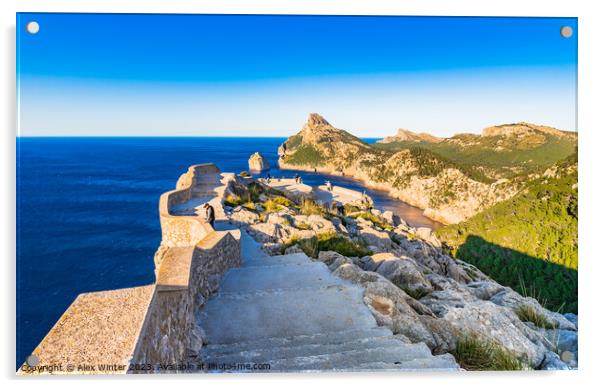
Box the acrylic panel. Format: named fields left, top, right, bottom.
left=16, top=13, right=578, bottom=374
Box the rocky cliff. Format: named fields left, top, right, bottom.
left=222, top=177, right=578, bottom=370
left=277, top=114, right=518, bottom=224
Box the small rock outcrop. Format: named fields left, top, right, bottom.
left=248, top=152, right=270, bottom=172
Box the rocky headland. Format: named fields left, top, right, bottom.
left=277, top=114, right=576, bottom=224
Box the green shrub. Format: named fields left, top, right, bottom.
left=224, top=194, right=243, bottom=207
left=263, top=198, right=284, bottom=213
left=239, top=171, right=250, bottom=177
left=242, top=201, right=256, bottom=211
left=281, top=232, right=372, bottom=258
left=271, top=196, right=292, bottom=207
left=242, top=181, right=271, bottom=202
left=515, top=304, right=556, bottom=329
left=298, top=237, right=320, bottom=258
left=300, top=198, right=326, bottom=217
left=295, top=222, right=312, bottom=230
left=351, top=212, right=393, bottom=231
left=343, top=204, right=361, bottom=215
left=452, top=335, right=527, bottom=371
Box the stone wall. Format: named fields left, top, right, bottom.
left=132, top=231, right=241, bottom=371
left=159, top=216, right=213, bottom=248
left=159, top=163, right=220, bottom=247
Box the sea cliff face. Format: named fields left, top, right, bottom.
left=277, top=114, right=518, bottom=224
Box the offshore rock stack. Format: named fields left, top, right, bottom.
left=248, top=152, right=270, bottom=172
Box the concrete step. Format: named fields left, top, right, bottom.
left=202, top=327, right=393, bottom=356
left=195, top=174, right=221, bottom=182
left=202, top=335, right=414, bottom=364
left=198, top=285, right=378, bottom=345
left=243, top=344, right=446, bottom=372
left=218, top=262, right=344, bottom=294
left=191, top=190, right=218, bottom=197
left=243, top=252, right=312, bottom=267
left=236, top=231, right=270, bottom=261
left=299, top=355, right=461, bottom=372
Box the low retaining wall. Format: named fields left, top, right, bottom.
left=159, top=163, right=220, bottom=247
left=132, top=230, right=240, bottom=371
left=19, top=163, right=241, bottom=375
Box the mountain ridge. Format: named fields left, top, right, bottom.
left=378, top=128, right=443, bottom=144
left=377, top=121, right=576, bottom=143
left=277, top=114, right=525, bottom=224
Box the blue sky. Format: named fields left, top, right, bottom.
left=17, top=14, right=577, bottom=137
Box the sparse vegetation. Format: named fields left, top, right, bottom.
left=284, top=144, right=325, bottom=166
left=262, top=196, right=293, bottom=213
left=452, top=335, right=527, bottom=371
left=349, top=211, right=393, bottom=231
left=295, top=222, right=312, bottom=230
left=224, top=194, right=244, bottom=208
left=300, top=198, right=327, bottom=217
left=343, top=204, right=361, bottom=215
left=247, top=182, right=265, bottom=202
left=375, top=131, right=576, bottom=180
left=285, top=134, right=303, bottom=149
left=515, top=304, right=556, bottom=329
left=281, top=232, right=372, bottom=258
left=239, top=170, right=250, bottom=177
left=242, top=201, right=256, bottom=211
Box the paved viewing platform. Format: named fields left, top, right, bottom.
left=265, top=177, right=372, bottom=207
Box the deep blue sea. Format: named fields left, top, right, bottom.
left=16, top=137, right=441, bottom=366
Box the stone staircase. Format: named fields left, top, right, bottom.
left=170, top=172, right=231, bottom=219
left=196, top=230, right=459, bottom=372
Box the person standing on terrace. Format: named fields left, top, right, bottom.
left=203, top=203, right=215, bottom=229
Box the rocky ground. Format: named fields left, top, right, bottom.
left=223, top=175, right=578, bottom=371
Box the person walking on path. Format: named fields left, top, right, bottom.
left=203, top=203, right=215, bottom=229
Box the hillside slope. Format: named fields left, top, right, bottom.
left=436, top=154, right=578, bottom=313
left=375, top=123, right=577, bottom=180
